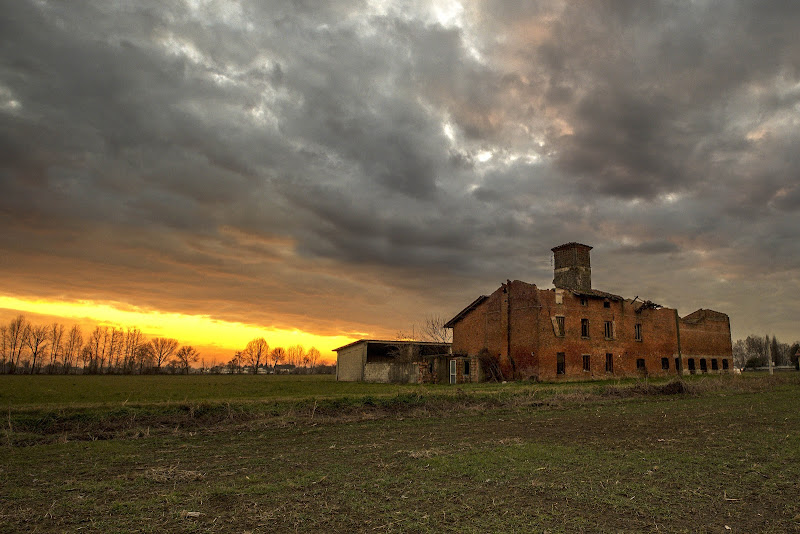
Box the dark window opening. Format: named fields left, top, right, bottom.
left=557, top=352, right=565, bottom=375
left=464, top=360, right=471, bottom=376
left=675, top=358, right=681, bottom=372
left=604, top=321, right=613, bottom=340
left=636, top=358, right=646, bottom=370
left=722, top=359, right=729, bottom=370
left=605, top=353, right=613, bottom=373
left=634, top=323, right=642, bottom=341
left=604, top=301, right=611, bottom=308
left=555, top=316, right=565, bottom=337
left=582, top=354, right=590, bottom=372
left=700, top=359, right=708, bottom=372
left=661, top=357, right=669, bottom=370
left=581, top=318, right=590, bottom=338
left=580, top=298, right=588, bottom=306
left=688, top=358, right=696, bottom=373
left=711, top=359, right=718, bottom=371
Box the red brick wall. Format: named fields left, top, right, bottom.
left=679, top=309, right=733, bottom=371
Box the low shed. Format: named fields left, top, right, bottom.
left=334, top=339, right=451, bottom=383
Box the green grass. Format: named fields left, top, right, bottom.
left=2, top=374, right=799, bottom=532
left=0, top=371, right=747, bottom=407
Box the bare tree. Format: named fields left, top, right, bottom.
left=0, top=325, right=7, bottom=373
left=270, top=346, right=286, bottom=372
left=306, top=346, right=320, bottom=372
left=7, top=315, right=28, bottom=374
left=62, top=325, right=83, bottom=374
left=286, top=344, right=305, bottom=368
left=242, top=337, right=269, bottom=374
left=421, top=315, right=452, bottom=343
left=25, top=324, right=49, bottom=374
left=122, top=327, right=143, bottom=374
left=172, top=346, right=199, bottom=374
left=47, top=323, right=65, bottom=373
left=148, top=337, right=179, bottom=371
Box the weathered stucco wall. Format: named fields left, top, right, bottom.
left=336, top=343, right=365, bottom=381
left=363, top=362, right=418, bottom=383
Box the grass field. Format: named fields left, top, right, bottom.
left=2, top=374, right=800, bottom=532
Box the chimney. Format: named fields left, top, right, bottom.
left=552, top=242, right=592, bottom=291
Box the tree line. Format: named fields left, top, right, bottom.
left=0, top=314, right=330, bottom=375
left=220, top=337, right=327, bottom=374
left=732, top=334, right=800, bottom=370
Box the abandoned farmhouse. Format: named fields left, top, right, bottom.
left=336, top=242, right=733, bottom=383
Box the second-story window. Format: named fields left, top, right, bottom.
left=555, top=316, right=565, bottom=337
left=634, top=323, right=642, bottom=341
left=581, top=318, right=590, bottom=338
left=604, top=321, right=614, bottom=340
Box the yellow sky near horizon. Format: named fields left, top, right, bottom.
left=0, top=295, right=358, bottom=365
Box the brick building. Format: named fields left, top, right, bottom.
left=444, top=242, right=733, bottom=380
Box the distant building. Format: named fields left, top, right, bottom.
left=335, top=339, right=451, bottom=383
left=444, top=243, right=733, bottom=381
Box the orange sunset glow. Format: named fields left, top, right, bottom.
left=0, top=295, right=356, bottom=364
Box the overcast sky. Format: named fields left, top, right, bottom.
left=1, top=0, right=799, bottom=350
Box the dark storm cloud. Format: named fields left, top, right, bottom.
left=1, top=0, right=800, bottom=341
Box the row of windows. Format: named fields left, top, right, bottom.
left=555, top=317, right=642, bottom=341
left=556, top=353, right=730, bottom=374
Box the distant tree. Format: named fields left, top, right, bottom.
left=172, top=346, right=199, bottom=374
left=770, top=335, right=781, bottom=366
left=25, top=324, right=49, bottom=374
left=789, top=342, right=800, bottom=370
left=732, top=339, right=748, bottom=370
left=306, top=347, right=320, bottom=372
left=148, top=337, right=179, bottom=371
left=46, top=323, right=64, bottom=373
left=62, top=325, right=83, bottom=374
left=242, top=338, right=269, bottom=374
left=7, top=315, right=28, bottom=374
left=286, top=344, right=305, bottom=367
left=122, top=327, right=143, bottom=374
left=270, top=346, right=286, bottom=372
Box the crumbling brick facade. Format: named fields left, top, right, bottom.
left=446, top=243, right=733, bottom=380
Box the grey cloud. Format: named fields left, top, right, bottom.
left=2, top=0, right=800, bottom=343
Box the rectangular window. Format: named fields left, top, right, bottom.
left=581, top=318, right=590, bottom=338
left=605, top=353, right=613, bottom=373
left=464, top=360, right=471, bottom=376
left=700, top=359, right=708, bottom=372
left=634, top=323, right=642, bottom=341
left=722, top=359, right=729, bottom=370
left=604, top=321, right=614, bottom=340
left=557, top=352, right=565, bottom=375
left=636, top=358, right=646, bottom=370
left=688, top=358, right=696, bottom=373
left=582, top=354, right=590, bottom=372
left=580, top=298, right=588, bottom=306
left=554, top=316, right=565, bottom=337
left=711, top=359, right=718, bottom=371
left=675, top=358, right=681, bottom=372
left=661, top=357, right=669, bottom=370
left=604, top=301, right=611, bottom=308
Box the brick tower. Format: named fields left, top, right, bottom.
left=552, top=242, right=592, bottom=291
